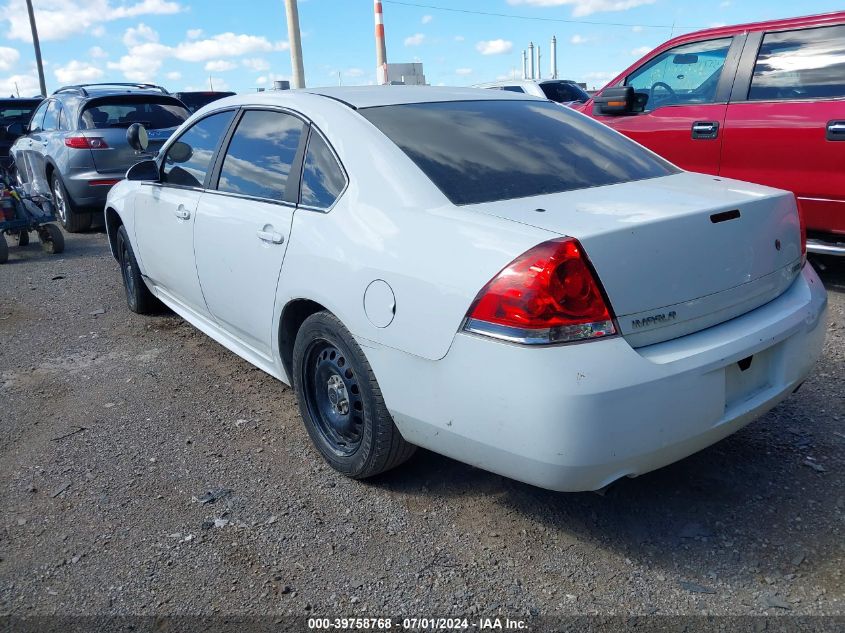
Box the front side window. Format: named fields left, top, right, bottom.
left=161, top=110, right=235, bottom=188
left=28, top=100, right=49, bottom=133
left=217, top=110, right=305, bottom=201
left=625, top=38, right=733, bottom=110
left=360, top=100, right=677, bottom=206
left=300, top=131, right=346, bottom=209
left=749, top=25, right=845, bottom=101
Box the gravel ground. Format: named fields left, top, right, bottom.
left=0, top=230, right=843, bottom=622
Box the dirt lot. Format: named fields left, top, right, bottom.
left=0, top=230, right=843, bottom=623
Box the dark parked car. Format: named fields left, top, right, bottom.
left=10, top=83, right=190, bottom=231
left=174, top=91, right=236, bottom=113
left=0, top=98, right=42, bottom=168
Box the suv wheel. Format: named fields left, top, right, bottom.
left=50, top=172, right=91, bottom=233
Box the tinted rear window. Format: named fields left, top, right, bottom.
left=360, top=100, right=676, bottom=205
left=0, top=101, right=40, bottom=126
left=81, top=97, right=189, bottom=130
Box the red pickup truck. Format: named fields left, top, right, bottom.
left=576, top=11, right=845, bottom=256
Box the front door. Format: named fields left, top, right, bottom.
left=597, top=36, right=739, bottom=175
left=133, top=109, right=236, bottom=316
left=194, top=108, right=306, bottom=357
left=720, top=25, right=845, bottom=239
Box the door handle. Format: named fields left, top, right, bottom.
left=174, top=205, right=190, bottom=220
left=692, top=121, right=719, bottom=140
left=827, top=120, right=845, bottom=141
left=257, top=228, right=284, bottom=244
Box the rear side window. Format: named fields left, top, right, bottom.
left=81, top=97, right=189, bottom=130
left=501, top=86, right=525, bottom=93
left=216, top=110, right=305, bottom=201
left=41, top=101, right=60, bottom=131
left=360, top=100, right=677, bottom=206
left=626, top=38, right=732, bottom=109
left=162, top=110, right=235, bottom=188
left=749, top=25, right=845, bottom=101
left=300, top=131, right=346, bottom=209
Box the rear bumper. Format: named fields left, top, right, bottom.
left=807, top=237, right=845, bottom=256
left=364, top=263, right=828, bottom=492
left=64, top=168, right=122, bottom=208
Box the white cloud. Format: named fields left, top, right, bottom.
left=345, top=67, right=365, bottom=77
left=570, top=34, right=590, bottom=45
left=719, top=0, right=731, bottom=6
left=455, top=68, right=473, bottom=76
left=454, top=35, right=465, bottom=42
left=186, top=28, right=203, bottom=39
left=404, top=33, right=425, bottom=47
left=166, top=71, right=181, bottom=80
left=123, top=23, right=158, bottom=47
left=421, top=14, right=433, bottom=24
left=208, top=77, right=229, bottom=91
left=3, top=0, right=184, bottom=42
left=631, top=45, right=651, bottom=56
left=89, top=46, right=108, bottom=59
left=476, top=39, right=513, bottom=55
left=204, top=59, right=237, bottom=72
left=506, top=0, right=655, bottom=17
left=631, top=25, right=643, bottom=32
left=1, top=73, right=40, bottom=96
left=54, top=60, right=104, bottom=83
left=0, top=47, right=20, bottom=72
left=242, top=57, right=270, bottom=72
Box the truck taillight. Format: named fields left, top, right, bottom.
left=65, top=135, right=109, bottom=149
left=463, top=237, right=617, bottom=345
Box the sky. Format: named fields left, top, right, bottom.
left=0, top=0, right=843, bottom=97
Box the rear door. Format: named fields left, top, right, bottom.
left=595, top=36, right=742, bottom=175
left=11, top=99, right=48, bottom=192
left=27, top=99, right=60, bottom=193
left=133, top=109, right=236, bottom=316
left=193, top=108, right=307, bottom=358
left=720, top=24, right=845, bottom=239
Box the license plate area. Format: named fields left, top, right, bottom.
left=724, top=345, right=775, bottom=411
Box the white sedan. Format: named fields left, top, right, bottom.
left=105, top=87, right=827, bottom=492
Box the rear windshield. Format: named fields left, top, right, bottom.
left=80, top=97, right=189, bottom=130
left=359, top=100, right=677, bottom=205
left=539, top=82, right=589, bottom=103
left=0, top=101, right=40, bottom=126
left=177, top=92, right=235, bottom=112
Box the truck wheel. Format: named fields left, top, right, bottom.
left=0, top=236, right=8, bottom=263
left=39, top=224, right=64, bottom=254
left=50, top=172, right=91, bottom=233
left=15, top=231, right=29, bottom=247
left=116, top=225, right=160, bottom=314
left=292, top=311, right=416, bottom=479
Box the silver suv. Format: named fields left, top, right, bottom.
left=10, top=83, right=190, bottom=231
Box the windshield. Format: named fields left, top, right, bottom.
left=360, top=99, right=677, bottom=206
left=80, top=97, right=189, bottom=130
left=539, top=82, right=589, bottom=103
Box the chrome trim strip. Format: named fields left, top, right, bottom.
left=463, top=318, right=617, bottom=345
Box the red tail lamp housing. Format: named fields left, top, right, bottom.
left=464, top=237, right=617, bottom=345
left=65, top=134, right=109, bottom=149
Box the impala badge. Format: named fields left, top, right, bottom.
left=631, top=311, right=677, bottom=329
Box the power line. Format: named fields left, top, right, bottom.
left=382, top=0, right=707, bottom=30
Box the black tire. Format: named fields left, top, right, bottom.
left=50, top=172, right=91, bottom=233
left=15, top=230, right=29, bottom=247
left=39, top=224, right=64, bottom=254
left=0, top=236, right=7, bottom=264
left=292, top=311, right=416, bottom=479
left=116, top=225, right=160, bottom=314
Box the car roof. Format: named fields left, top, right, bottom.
left=215, top=86, right=540, bottom=110
left=0, top=98, right=42, bottom=104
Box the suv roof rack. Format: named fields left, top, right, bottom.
left=53, top=83, right=171, bottom=97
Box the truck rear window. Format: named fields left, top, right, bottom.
left=80, top=97, right=189, bottom=130
left=359, top=100, right=677, bottom=205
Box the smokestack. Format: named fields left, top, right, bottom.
left=528, top=42, right=535, bottom=80
left=374, top=0, right=388, bottom=85
left=522, top=50, right=527, bottom=80
left=551, top=36, right=558, bottom=79
left=537, top=45, right=541, bottom=80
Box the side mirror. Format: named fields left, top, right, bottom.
left=126, top=123, right=149, bottom=152
left=126, top=159, right=160, bottom=182
left=594, top=86, right=636, bottom=116
left=166, top=141, right=193, bottom=164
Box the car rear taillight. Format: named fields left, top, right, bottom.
left=463, top=237, right=617, bottom=345
left=64, top=135, right=109, bottom=149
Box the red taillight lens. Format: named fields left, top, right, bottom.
left=64, top=135, right=109, bottom=149
left=464, top=237, right=616, bottom=344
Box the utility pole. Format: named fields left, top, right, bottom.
left=374, top=0, right=388, bottom=85
left=284, top=0, right=306, bottom=88
left=25, top=0, right=47, bottom=97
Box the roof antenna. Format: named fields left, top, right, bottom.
left=209, top=75, right=214, bottom=91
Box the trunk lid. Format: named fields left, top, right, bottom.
left=88, top=127, right=176, bottom=174
left=466, top=172, right=803, bottom=347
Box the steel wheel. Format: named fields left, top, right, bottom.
left=301, top=339, right=365, bottom=457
